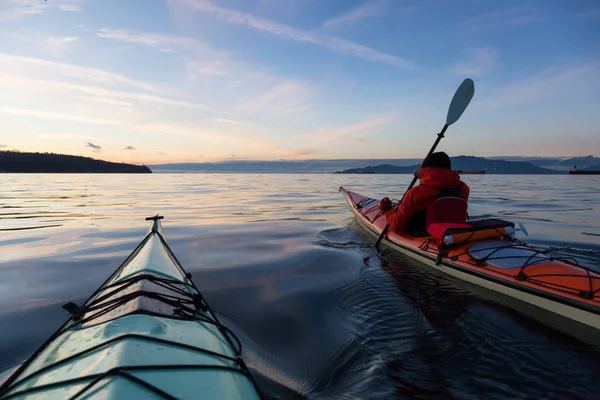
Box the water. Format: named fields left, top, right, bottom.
left=1, top=174, right=599, bottom=399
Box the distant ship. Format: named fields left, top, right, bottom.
left=569, top=166, right=600, bottom=175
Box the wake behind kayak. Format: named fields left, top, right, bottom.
left=0, top=216, right=262, bottom=400
left=340, top=187, right=600, bottom=346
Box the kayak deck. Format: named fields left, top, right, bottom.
left=0, top=216, right=262, bottom=400
left=339, top=187, right=600, bottom=333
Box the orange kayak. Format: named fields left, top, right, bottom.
left=339, top=187, right=600, bottom=339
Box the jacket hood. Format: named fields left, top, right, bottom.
left=419, top=167, right=461, bottom=189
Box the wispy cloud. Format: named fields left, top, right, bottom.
left=124, top=145, right=136, bottom=151
left=465, top=6, right=543, bottom=30
left=97, top=28, right=239, bottom=79
left=86, top=142, right=102, bottom=152
left=238, top=80, right=313, bottom=115
left=0, top=106, right=119, bottom=126
left=321, top=0, right=390, bottom=29
left=0, top=73, right=209, bottom=110
left=313, top=117, right=392, bottom=143
left=572, top=7, right=600, bottom=21
left=479, top=62, right=600, bottom=109
left=43, top=36, right=79, bottom=56
left=57, top=3, right=82, bottom=12
left=0, top=106, right=262, bottom=147
left=97, top=29, right=208, bottom=54
left=0, top=144, right=7, bottom=148
left=172, top=0, right=415, bottom=69
left=251, top=139, right=315, bottom=159
left=451, top=47, right=499, bottom=76
left=11, top=30, right=80, bottom=57
left=0, top=53, right=158, bottom=92
left=37, top=133, right=99, bottom=141
left=212, top=118, right=259, bottom=127
left=187, top=61, right=228, bottom=77
left=0, top=0, right=83, bottom=20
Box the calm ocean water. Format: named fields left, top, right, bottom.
left=1, top=173, right=599, bottom=399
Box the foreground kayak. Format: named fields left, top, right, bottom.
left=0, top=216, right=262, bottom=400
left=340, top=187, right=600, bottom=341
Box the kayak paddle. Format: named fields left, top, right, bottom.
left=373, top=78, right=475, bottom=250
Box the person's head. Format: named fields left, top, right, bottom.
left=422, top=151, right=451, bottom=170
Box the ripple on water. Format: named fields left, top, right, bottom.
left=0, top=174, right=599, bottom=400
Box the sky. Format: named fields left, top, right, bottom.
left=0, top=0, right=599, bottom=164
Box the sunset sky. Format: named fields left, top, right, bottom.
left=1, top=0, right=599, bottom=164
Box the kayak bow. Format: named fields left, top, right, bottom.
left=0, top=216, right=262, bottom=400
left=340, top=187, right=600, bottom=342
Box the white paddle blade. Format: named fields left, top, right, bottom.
left=446, top=78, right=475, bottom=125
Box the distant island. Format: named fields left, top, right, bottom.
left=335, top=156, right=567, bottom=175
left=0, top=151, right=151, bottom=173
left=584, top=164, right=600, bottom=171
left=150, top=155, right=599, bottom=174
left=529, top=155, right=600, bottom=170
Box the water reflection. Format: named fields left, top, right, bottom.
left=0, top=173, right=599, bottom=399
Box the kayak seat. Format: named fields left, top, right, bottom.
left=428, top=219, right=515, bottom=246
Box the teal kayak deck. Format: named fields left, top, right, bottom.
left=0, top=216, right=262, bottom=400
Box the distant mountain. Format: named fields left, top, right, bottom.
left=336, top=164, right=415, bottom=174
left=335, top=156, right=561, bottom=174
left=0, top=151, right=151, bottom=173
left=489, top=156, right=563, bottom=163
left=584, top=164, right=600, bottom=171
left=150, top=159, right=423, bottom=174
left=558, top=155, right=600, bottom=168
left=528, top=158, right=564, bottom=167
left=150, top=155, right=597, bottom=174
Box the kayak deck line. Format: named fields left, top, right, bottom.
left=0, top=216, right=263, bottom=400
left=339, top=187, right=600, bottom=337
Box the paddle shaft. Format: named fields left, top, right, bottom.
left=373, top=123, right=449, bottom=248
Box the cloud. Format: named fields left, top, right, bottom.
left=37, top=133, right=99, bottom=141
left=57, top=3, right=82, bottom=12
left=465, top=7, right=543, bottom=30
left=251, top=140, right=315, bottom=159
left=0, top=0, right=83, bottom=20
left=238, top=80, right=313, bottom=115
left=171, top=0, right=415, bottom=69
left=479, top=62, right=600, bottom=109
left=97, top=29, right=208, bottom=54
left=187, top=61, right=228, bottom=76
left=572, top=7, right=600, bottom=21
left=451, top=47, right=499, bottom=76
left=124, top=145, right=136, bottom=151
left=321, top=0, right=390, bottom=29
left=0, top=76, right=209, bottom=110
left=86, top=142, right=101, bottom=152
left=314, top=117, right=392, bottom=143
left=0, top=106, right=119, bottom=126
left=0, top=105, right=261, bottom=147
left=0, top=53, right=158, bottom=92
left=43, top=36, right=79, bottom=56
left=97, top=28, right=239, bottom=79
left=212, top=118, right=259, bottom=127
left=0, top=144, right=7, bottom=148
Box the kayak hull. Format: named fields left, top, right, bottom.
left=0, top=217, right=262, bottom=400
left=339, top=187, right=600, bottom=344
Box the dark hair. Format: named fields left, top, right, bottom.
left=422, top=151, right=451, bottom=169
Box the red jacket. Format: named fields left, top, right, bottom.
left=384, top=167, right=470, bottom=232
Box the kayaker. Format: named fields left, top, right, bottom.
left=377, top=151, right=470, bottom=233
